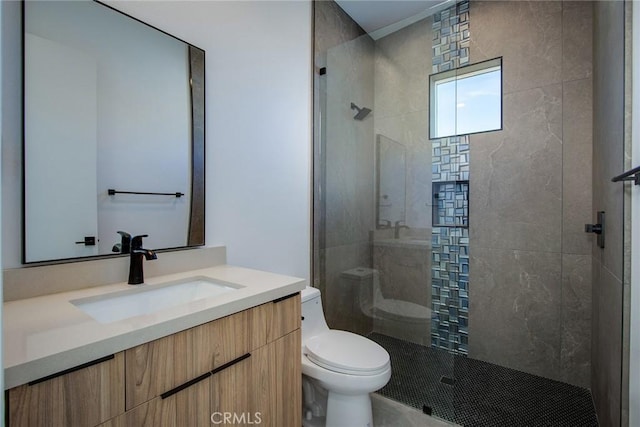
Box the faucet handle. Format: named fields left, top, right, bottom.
left=115, top=231, right=131, bottom=254
left=131, top=234, right=149, bottom=250
left=379, top=219, right=392, bottom=229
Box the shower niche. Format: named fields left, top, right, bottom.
left=432, top=181, right=469, bottom=228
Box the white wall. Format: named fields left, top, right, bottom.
left=2, top=1, right=312, bottom=280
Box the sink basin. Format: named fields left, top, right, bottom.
left=71, top=276, right=242, bottom=324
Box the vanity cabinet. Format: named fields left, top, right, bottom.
left=6, top=294, right=301, bottom=427
left=7, top=353, right=125, bottom=427
left=124, top=302, right=270, bottom=409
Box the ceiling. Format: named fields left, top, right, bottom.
left=334, top=0, right=454, bottom=37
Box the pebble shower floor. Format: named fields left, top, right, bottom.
left=368, top=333, right=599, bottom=426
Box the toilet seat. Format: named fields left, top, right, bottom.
left=304, top=330, right=390, bottom=376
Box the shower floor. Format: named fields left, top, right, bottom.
left=368, top=333, right=598, bottom=427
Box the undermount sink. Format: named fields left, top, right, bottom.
left=71, top=276, right=242, bottom=324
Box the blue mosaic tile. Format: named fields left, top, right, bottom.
left=430, top=0, right=471, bottom=354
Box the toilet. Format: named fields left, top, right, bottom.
left=341, top=267, right=431, bottom=345
left=301, top=286, right=391, bottom=427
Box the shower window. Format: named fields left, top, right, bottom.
left=429, top=57, right=502, bottom=139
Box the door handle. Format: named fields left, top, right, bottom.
left=75, top=236, right=96, bottom=246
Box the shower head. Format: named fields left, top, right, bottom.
left=350, top=102, right=372, bottom=120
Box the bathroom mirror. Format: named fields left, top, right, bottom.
left=376, top=134, right=406, bottom=228
left=23, top=0, right=205, bottom=263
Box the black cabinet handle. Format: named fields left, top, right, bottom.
left=160, top=353, right=251, bottom=399
left=211, top=353, right=251, bottom=376
left=161, top=371, right=211, bottom=399
left=28, top=354, right=114, bottom=386
left=273, top=293, right=298, bottom=304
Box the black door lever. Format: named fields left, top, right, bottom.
left=75, top=236, right=96, bottom=246
left=584, top=224, right=602, bottom=234
left=585, top=211, right=605, bottom=248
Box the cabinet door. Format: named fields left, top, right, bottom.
left=100, top=377, right=210, bottom=427
left=8, top=353, right=125, bottom=427
left=126, top=304, right=268, bottom=408
left=208, top=330, right=301, bottom=427
left=268, top=293, right=301, bottom=342
left=273, top=331, right=301, bottom=427
left=210, top=346, right=272, bottom=427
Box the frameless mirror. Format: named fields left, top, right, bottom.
left=23, top=0, right=205, bottom=263
left=430, top=57, right=502, bottom=139
left=376, top=134, right=406, bottom=228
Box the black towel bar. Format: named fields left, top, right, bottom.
left=108, top=189, right=184, bottom=197
left=612, top=165, right=640, bottom=185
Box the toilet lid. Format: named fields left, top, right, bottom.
left=304, top=330, right=390, bottom=376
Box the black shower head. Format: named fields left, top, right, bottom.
left=350, top=102, right=372, bottom=120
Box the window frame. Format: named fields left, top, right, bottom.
left=429, top=57, right=503, bottom=140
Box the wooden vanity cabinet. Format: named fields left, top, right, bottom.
left=7, top=293, right=301, bottom=427
left=7, top=352, right=125, bottom=427
left=124, top=302, right=270, bottom=409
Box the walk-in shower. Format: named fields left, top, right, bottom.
left=313, top=1, right=602, bottom=425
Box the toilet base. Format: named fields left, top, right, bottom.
left=303, top=375, right=377, bottom=427
left=326, top=392, right=373, bottom=427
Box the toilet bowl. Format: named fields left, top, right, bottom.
left=341, top=267, right=431, bottom=345
left=301, top=286, right=391, bottom=427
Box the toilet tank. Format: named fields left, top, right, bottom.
left=301, top=286, right=329, bottom=344
left=340, top=267, right=376, bottom=313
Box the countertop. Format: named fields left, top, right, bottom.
left=3, top=265, right=306, bottom=389
left=373, top=238, right=432, bottom=249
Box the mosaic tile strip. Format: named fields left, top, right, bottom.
left=431, top=227, right=469, bottom=352
left=432, top=0, right=470, bottom=74
left=431, top=137, right=469, bottom=182
left=432, top=181, right=469, bottom=227
left=430, top=0, right=470, bottom=355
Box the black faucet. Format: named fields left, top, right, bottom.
left=128, top=234, right=157, bottom=285
left=112, top=231, right=131, bottom=254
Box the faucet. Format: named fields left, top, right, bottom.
left=394, top=220, right=410, bottom=239
left=112, top=230, right=131, bottom=254
left=128, top=234, right=157, bottom=285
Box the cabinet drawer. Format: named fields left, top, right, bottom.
left=125, top=303, right=268, bottom=409
left=8, top=352, right=125, bottom=427
left=268, top=293, right=300, bottom=342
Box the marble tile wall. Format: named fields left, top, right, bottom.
left=467, top=0, right=593, bottom=388
left=313, top=1, right=375, bottom=332
left=591, top=2, right=625, bottom=425
left=372, top=11, right=433, bottom=331
left=374, top=16, right=432, bottom=230
left=372, top=242, right=431, bottom=307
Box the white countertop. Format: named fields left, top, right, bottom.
left=3, top=265, right=306, bottom=390
left=373, top=238, right=432, bottom=249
